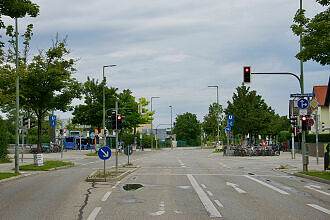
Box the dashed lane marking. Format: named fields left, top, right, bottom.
left=101, top=191, right=112, bottom=202
left=307, top=204, right=330, bottom=215
left=244, top=175, right=289, bottom=195
left=305, top=185, right=330, bottom=196
left=87, top=207, right=101, bottom=220
left=187, top=174, right=222, bottom=218
left=201, top=184, right=207, bottom=189
left=214, top=200, right=224, bottom=208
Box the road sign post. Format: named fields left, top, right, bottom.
left=98, top=146, right=111, bottom=181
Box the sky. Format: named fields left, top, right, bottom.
left=4, top=0, right=330, bottom=129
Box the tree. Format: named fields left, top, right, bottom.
left=20, top=37, right=81, bottom=152
left=72, top=77, right=117, bottom=129
left=0, top=117, right=8, bottom=161
left=225, top=84, right=276, bottom=144
left=173, top=112, right=201, bottom=146
left=202, top=102, right=225, bottom=141
left=291, top=0, right=329, bottom=65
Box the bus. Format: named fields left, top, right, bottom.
left=65, top=131, right=81, bottom=150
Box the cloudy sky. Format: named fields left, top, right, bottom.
left=9, top=0, right=330, bottom=128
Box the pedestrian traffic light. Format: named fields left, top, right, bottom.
left=28, top=119, right=36, bottom=129
left=110, top=111, right=116, bottom=130
left=301, top=116, right=307, bottom=131
left=22, top=116, right=28, bottom=127
left=243, top=66, right=251, bottom=83
left=117, top=114, right=123, bottom=130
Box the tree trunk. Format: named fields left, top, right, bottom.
left=37, top=114, right=42, bottom=153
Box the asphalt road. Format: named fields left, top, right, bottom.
left=0, top=148, right=329, bottom=220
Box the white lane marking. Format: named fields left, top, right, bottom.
left=226, top=182, right=247, bottom=194
left=112, top=181, right=121, bottom=189
left=305, top=185, right=330, bottom=196
left=187, top=174, right=222, bottom=218
left=87, top=207, right=102, bottom=220
left=214, top=200, right=224, bottom=208
left=244, top=175, right=289, bottom=195
left=177, top=159, right=186, bottom=167
left=101, top=191, right=112, bottom=202
left=201, top=184, right=207, bottom=189
left=217, top=162, right=231, bottom=169
left=150, top=201, right=165, bottom=216
left=207, top=191, right=214, bottom=196
left=307, top=204, right=330, bottom=215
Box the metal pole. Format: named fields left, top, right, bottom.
left=151, top=99, right=153, bottom=149
left=169, top=105, right=173, bottom=149
left=15, top=17, right=19, bottom=173
left=292, top=131, right=295, bottom=159
left=115, top=101, right=118, bottom=171
left=21, top=127, right=24, bottom=163
left=104, top=160, right=106, bottom=181
left=315, top=112, right=319, bottom=165
left=102, top=66, right=106, bottom=147
left=216, top=86, right=219, bottom=147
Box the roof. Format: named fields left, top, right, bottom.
left=325, top=77, right=330, bottom=107
left=313, top=85, right=328, bottom=106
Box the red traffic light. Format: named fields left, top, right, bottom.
left=244, top=67, right=250, bottom=72
left=117, top=115, right=122, bottom=120
left=243, top=66, right=251, bottom=83
left=301, top=116, right=307, bottom=121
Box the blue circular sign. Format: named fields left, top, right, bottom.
left=297, top=98, right=309, bottom=109
left=225, top=126, right=231, bottom=132
left=98, top=147, right=111, bottom=160
left=90, top=132, right=95, bottom=139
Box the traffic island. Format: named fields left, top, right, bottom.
left=86, top=166, right=138, bottom=182
left=18, top=160, right=74, bottom=171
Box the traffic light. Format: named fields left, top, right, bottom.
left=243, top=66, right=251, bottom=83
left=28, top=119, right=36, bottom=129
left=22, top=116, right=28, bottom=127
left=290, top=116, right=297, bottom=126
left=301, top=116, right=307, bottom=131
left=117, top=114, right=123, bottom=130
left=110, top=111, right=116, bottom=130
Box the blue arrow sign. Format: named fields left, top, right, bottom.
left=227, top=114, right=234, bottom=121
left=50, top=120, right=56, bottom=127
left=228, top=120, right=234, bottom=127
left=225, top=126, right=231, bottom=132
left=297, top=98, right=309, bottom=109
left=98, top=147, right=111, bottom=160
left=90, top=132, right=95, bottom=139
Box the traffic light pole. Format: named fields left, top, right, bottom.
left=115, top=101, right=118, bottom=171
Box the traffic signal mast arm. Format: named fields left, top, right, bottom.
left=251, top=72, right=301, bottom=88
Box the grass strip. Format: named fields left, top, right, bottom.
left=299, top=171, right=330, bottom=180
left=86, top=152, right=98, bottom=156
left=19, top=160, right=73, bottom=171
left=0, top=172, right=20, bottom=180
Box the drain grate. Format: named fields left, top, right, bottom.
left=123, top=183, right=144, bottom=191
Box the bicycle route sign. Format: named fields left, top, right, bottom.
left=98, top=146, right=111, bottom=160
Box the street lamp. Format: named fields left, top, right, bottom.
left=150, top=96, right=160, bottom=148
left=208, top=85, right=220, bottom=146
left=169, top=105, right=173, bottom=149
left=102, top=64, right=116, bottom=146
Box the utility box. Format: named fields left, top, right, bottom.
left=34, top=154, right=44, bottom=166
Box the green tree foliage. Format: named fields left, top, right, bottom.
left=0, top=0, right=39, bottom=19
left=72, top=77, right=117, bottom=128
left=202, top=102, right=225, bottom=141
left=0, top=117, right=8, bottom=160
left=19, top=37, right=81, bottom=152
left=291, top=0, right=329, bottom=65
left=225, top=84, right=276, bottom=143
left=173, top=112, right=201, bottom=146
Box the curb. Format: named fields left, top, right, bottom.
left=0, top=164, right=74, bottom=183
left=86, top=167, right=138, bottom=182
left=293, top=172, right=330, bottom=185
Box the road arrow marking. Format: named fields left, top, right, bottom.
left=305, top=185, right=330, bottom=196
left=87, top=207, right=101, bottom=220
left=226, top=182, right=247, bottom=194
left=101, top=149, right=108, bottom=157
left=101, top=191, right=112, bottom=202
left=150, top=201, right=165, bottom=216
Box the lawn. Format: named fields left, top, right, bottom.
left=86, top=152, right=98, bottom=156
left=19, top=160, right=73, bottom=171
left=0, top=172, right=20, bottom=180
left=299, top=171, right=330, bottom=181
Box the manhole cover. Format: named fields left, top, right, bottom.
left=123, top=183, right=144, bottom=191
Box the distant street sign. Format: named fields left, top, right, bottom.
left=91, top=132, right=95, bottom=139
left=299, top=109, right=308, bottom=116
left=290, top=93, right=314, bottom=98
left=98, top=146, right=111, bottom=160
left=50, top=120, right=56, bottom=127
left=297, top=98, right=309, bottom=109
left=227, top=114, right=234, bottom=121
left=49, top=115, right=56, bottom=121
left=308, top=118, right=315, bottom=126
left=228, top=120, right=234, bottom=127
left=225, top=126, right=231, bottom=132
left=310, top=99, right=319, bottom=108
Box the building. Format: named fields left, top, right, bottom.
left=310, top=79, right=330, bottom=134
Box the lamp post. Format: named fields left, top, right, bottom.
left=150, top=96, right=160, bottom=149
left=169, top=105, right=173, bottom=149
left=102, top=64, right=116, bottom=146
left=208, top=85, right=220, bottom=146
